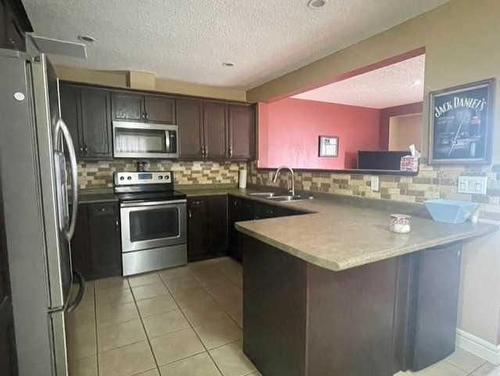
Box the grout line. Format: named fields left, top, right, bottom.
left=464, top=360, right=488, bottom=376
left=128, top=275, right=162, bottom=375
left=91, top=282, right=100, bottom=376
left=159, top=267, right=226, bottom=376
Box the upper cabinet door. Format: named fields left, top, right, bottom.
left=1, top=0, right=31, bottom=51
left=203, top=101, right=227, bottom=160
left=177, top=98, right=203, bottom=160
left=59, top=84, right=84, bottom=156
left=228, top=104, right=255, bottom=160
left=144, top=96, right=175, bottom=123
left=80, top=87, right=112, bottom=159
left=112, top=93, right=143, bottom=122
left=0, top=1, right=6, bottom=49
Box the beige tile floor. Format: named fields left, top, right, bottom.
left=67, top=256, right=495, bottom=376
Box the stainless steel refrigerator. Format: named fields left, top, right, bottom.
left=0, top=48, right=82, bottom=375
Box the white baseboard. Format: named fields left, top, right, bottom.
left=456, top=329, right=500, bottom=365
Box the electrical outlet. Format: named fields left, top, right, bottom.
left=371, top=176, right=380, bottom=192
left=457, top=176, right=488, bottom=195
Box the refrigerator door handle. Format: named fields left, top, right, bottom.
left=53, top=118, right=78, bottom=240
left=67, top=271, right=85, bottom=313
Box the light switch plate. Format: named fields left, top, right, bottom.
left=457, top=176, right=488, bottom=195
left=371, top=176, right=380, bottom=192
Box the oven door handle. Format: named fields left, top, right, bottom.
left=120, top=199, right=187, bottom=208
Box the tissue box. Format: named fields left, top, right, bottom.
left=400, top=156, right=419, bottom=172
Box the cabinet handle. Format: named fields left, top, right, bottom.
left=79, top=146, right=84, bottom=153
left=188, top=209, right=192, bottom=219
left=115, top=219, right=120, bottom=230
left=228, top=146, right=233, bottom=158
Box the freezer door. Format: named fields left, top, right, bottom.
left=50, top=310, right=68, bottom=376
left=31, top=55, right=74, bottom=310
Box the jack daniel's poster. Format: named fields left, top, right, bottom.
left=429, top=79, right=495, bottom=164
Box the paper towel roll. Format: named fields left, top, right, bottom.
left=239, top=169, right=247, bottom=189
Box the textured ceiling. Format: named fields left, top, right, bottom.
left=292, top=54, right=425, bottom=108
left=23, top=0, right=447, bottom=89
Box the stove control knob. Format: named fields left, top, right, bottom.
left=127, top=176, right=132, bottom=180
left=119, top=176, right=124, bottom=181
left=158, top=175, right=163, bottom=180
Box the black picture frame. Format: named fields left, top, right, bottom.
left=429, top=78, right=495, bottom=165
left=318, top=136, right=339, bottom=157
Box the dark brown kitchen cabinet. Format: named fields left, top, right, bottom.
left=112, top=92, right=175, bottom=124
left=228, top=195, right=306, bottom=261
left=177, top=98, right=203, bottom=160
left=227, top=104, right=255, bottom=160
left=178, top=100, right=255, bottom=161
left=187, top=195, right=228, bottom=262
left=203, top=101, right=227, bottom=160
left=60, top=83, right=113, bottom=160
left=71, top=202, right=122, bottom=280
left=112, top=93, right=143, bottom=121
left=0, top=0, right=32, bottom=51
left=144, top=95, right=175, bottom=123
left=228, top=196, right=255, bottom=261
left=60, top=84, right=82, bottom=156
left=81, top=87, right=113, bottom=158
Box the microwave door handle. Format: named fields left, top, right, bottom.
left=54, top=118, right=79, bottom=240
left=165, top=131, right=170, bottom=152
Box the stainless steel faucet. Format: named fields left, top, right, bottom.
left=272, top=166, right=295, bottom=197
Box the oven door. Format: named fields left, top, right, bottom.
left=113, top=121, right=178, bottom=159
left=121, top=200, right=186, bottom=253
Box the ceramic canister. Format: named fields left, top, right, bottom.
left=390, top=214, right=411, bottom=234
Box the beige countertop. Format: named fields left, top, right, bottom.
left=179, top=185, right=497, bottom=272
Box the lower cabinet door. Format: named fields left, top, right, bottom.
left=88, top=203, right=122, bottom=278
left=187, top=195, right=229, bottom=262
left=71, top=202, right=121, bottom=280
left=187, top=198, right=210, bottom=261
left=70, top=205, right=91, bottom=278
left=207, top=195, right=228, bottom=255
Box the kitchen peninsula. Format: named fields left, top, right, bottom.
left=234, top=194, right=497, bottom=376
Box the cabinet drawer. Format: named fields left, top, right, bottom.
left=89, top=203, right=115, bottom=216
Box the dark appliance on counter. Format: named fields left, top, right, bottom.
left=358, top=150, right=411, bottom=170
left=0, top=49, right=83, bottom=375
left=114, top=171, right=187, bottom=276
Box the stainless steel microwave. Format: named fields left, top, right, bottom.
left=113, top=121, right=178, bottom=159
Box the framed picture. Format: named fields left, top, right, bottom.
left=318, top=136, right=339, bottom=157
left=429, top=78, right=495, bottom=165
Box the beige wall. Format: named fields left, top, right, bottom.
left=459, top=231, right=500, bottom=345
left=388, top=114, right=422, bottom=151
left=247, top=0, right=500, bottom=347
left=56, top=65, right=247, bottom=102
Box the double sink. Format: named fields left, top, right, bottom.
left=248, top=192, right=305, bottom=202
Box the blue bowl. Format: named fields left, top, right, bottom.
left=424, top=199, right=479, bottom=224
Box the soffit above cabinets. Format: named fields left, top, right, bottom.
left=24, top=0, right=446, bottom=89
left=293, top=54, right=425, bottom=109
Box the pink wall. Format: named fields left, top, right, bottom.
left=258, top=98, right=382, bottom=169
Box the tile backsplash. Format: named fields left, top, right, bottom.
left=78, top=160, right=245, bottom=190
left=247, top=161, right=500, bottom=222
